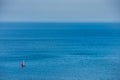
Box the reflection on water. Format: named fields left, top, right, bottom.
left=0, top=23, right=120, bottom=80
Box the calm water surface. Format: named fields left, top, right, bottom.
left=0, top=23, right=120, bottom=80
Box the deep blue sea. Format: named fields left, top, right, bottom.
left=0, top=23, right=120, bottom=80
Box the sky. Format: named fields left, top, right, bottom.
left=0, top=0, right=120, bottom=22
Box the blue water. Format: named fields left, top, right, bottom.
left=0, top=23, right=120, bottom=80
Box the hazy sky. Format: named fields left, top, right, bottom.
left=0, top=0, right=120, bottom=22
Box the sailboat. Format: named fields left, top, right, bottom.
left=21, top=60, right=25, bottom=68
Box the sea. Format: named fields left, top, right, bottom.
left=0, top=23, right=120, bottom=80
